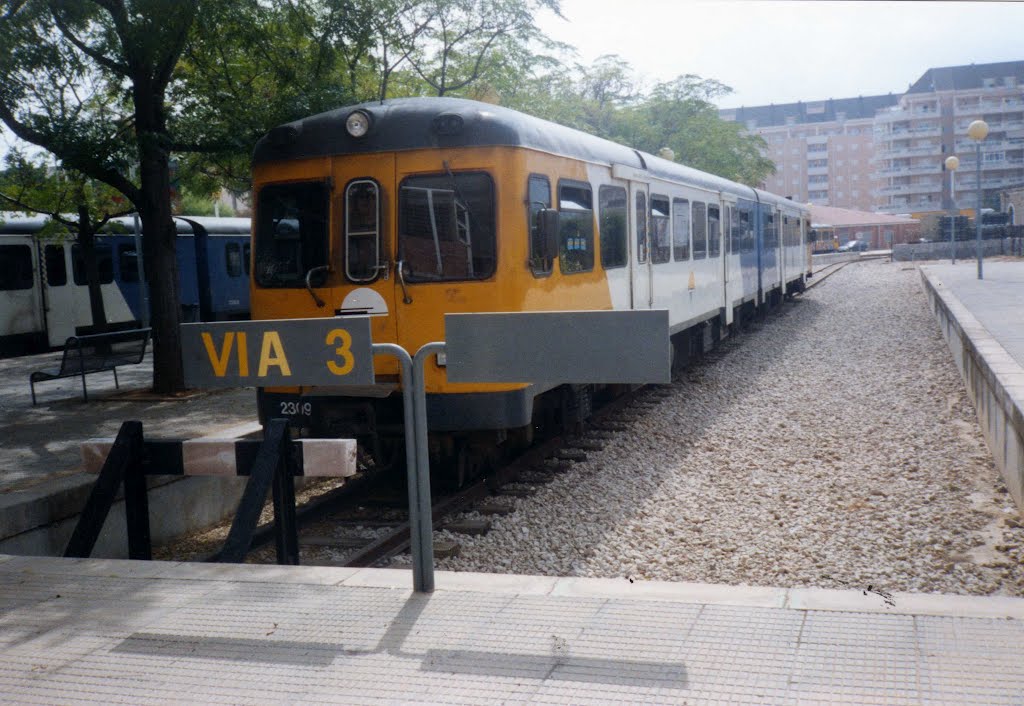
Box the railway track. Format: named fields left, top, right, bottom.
left=167, top=304, right=776, bottom=567
left=807, top=253, right=888, bottom=290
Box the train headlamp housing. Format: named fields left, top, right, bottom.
left=345, top=110, right=371, bottom=138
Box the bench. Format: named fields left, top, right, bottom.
left=30, top=327, right=151, bottom=405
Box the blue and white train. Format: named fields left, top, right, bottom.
left=0, top=214, right=250, bottom=355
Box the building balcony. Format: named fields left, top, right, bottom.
left=879, top=182, right=941, bottom=195
left=875, top=144, right=939, bottom=159
left=879, top=162, right=942, bottom=177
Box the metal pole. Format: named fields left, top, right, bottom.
left=371, top=344, right=426, bottom=592
left=411, top=341, right=446, bottom=594
left=976, top=142, right=983, bottom=280
left=950, top=170, right=956, bottom=265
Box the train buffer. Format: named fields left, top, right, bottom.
left=70, top=419, right=356, bottom=565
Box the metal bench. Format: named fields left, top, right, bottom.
left=30, top=327, right=151, bottom=404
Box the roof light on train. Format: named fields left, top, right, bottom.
left=345, top=110, right=371, bottom=138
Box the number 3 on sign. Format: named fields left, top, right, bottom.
left=325, top=329, right=355, bottom=376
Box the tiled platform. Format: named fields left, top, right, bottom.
left=1, top=555, right=1023, bottom=704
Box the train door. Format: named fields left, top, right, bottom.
left=721, top=197, right=735, bottom=326
left=629, top=181, right=651, bottom=309
left=41, top=242, right=78, bottom=346
left=332, top=155, right=399, bottom=354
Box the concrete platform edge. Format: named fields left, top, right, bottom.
left=5, top=554, right=1023, bottom=620
left=919, top=266, right=1024, bottom=510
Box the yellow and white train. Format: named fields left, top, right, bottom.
left=250, top=97, right=811, bottom=473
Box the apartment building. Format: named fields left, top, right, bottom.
left=720, top=96, right=899, bottom=211
left=721, top=61, right=1024, bottom=217
left=874, top=61, right=1024, bottom=214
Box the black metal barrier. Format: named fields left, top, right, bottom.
left=64, top=418, right=299, bottom=565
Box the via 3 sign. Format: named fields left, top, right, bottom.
left=181, top=318, right=374, bottom=388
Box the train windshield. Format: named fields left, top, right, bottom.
left=254, top=181, right=329, bottom=288
left=398, top=172, right=495, bottom=282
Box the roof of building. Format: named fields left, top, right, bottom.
left=719, top=95, right=899, bottom=128
left=810, top=204, right=918, bottom=229
left=907, top=60, right=1024, bottom=94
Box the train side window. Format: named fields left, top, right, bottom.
left=243, top=243, right=251, bottom=276
left=635, top=191, right=648, bottom=263
left=0, top=244, right=34, bottom=290
left=226, top=242, right=243, bottom=277
left=558, top=180, right=594, bottom=274
left=71, top=243, right=114, bottom=285
left=254, top=181, right=329, bottom=288
left=528, top=174, right=553, bottom=275
left=728, top=206, right=741, bottom=254
left=599, top=185, right=627, bottom=269
left=650, top=195, right=670, bottom=264
left=765, top=214, right=778, bottom=249
left=44, top=244, right=67, bottom=286
left=692, top=202, right=707, bottom=259
left=345, top=179, right=381, bottom=282
left=708, top=205, right=721, bottom=258
left=117, top=244, right=141, bottom=282
left=740, top=209, right=754, bottom=253
left=399, top=171, right=495, bottom=282
left=672, top=198, right=690, bottom=260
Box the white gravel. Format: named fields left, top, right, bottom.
left=434, top=260, right=1024, bottom=596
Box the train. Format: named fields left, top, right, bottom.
left=250, top=97, right=813, bottom=482
left=0, top=214, right=250, bottom=355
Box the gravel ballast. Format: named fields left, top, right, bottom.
left=435, top=260, right=1024, bottom=596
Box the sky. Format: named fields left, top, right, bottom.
left=535, top=0, right=1024, bottom=109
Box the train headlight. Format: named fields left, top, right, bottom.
left=345, top=110, right=371, bottom=138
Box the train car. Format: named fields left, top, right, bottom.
left=250, top=97, right=810, bottom=477
left=0, top=215, right=251, bottom=355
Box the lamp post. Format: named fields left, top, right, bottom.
left=945, top=155, right=959, bottom=264
left=967, top=119, right=988, bottom=279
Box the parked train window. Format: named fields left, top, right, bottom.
left=635, top=191, right=648, bottom=263
left=44, top=244, right=67, bottom=286
left=650, top=195, right=670, bottom=264
left=765, top=213, right=778, bottom=249
left=528, top=174, right=553, bottom=275
left=254, top=181, right=329, bottom=288
left=692, top=202, right=707, bottom=259
left=345, top=179, right=381, bottom=282
left=739, top=209, right=755, bottom=253
left=399, top=172, right=495, bottom=282
left=243, top=243, right=251, bottom=276
left=599, top=185, right=627, bottom=269
left=226, top=242, right=243, bottom=277
left=117, top=244, right=141, bottom=282
left=558, top=180, right=594, bottom=274
left=71, top=243, right=114, bottom=285
left=0, top=244, right=33, bottom=290
left=728, top=206, right=741, bottom=254
left=672, top=198, right=690, bottom=260
left=708, top=206, right=721, bottom=258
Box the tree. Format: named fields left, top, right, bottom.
left=0, top=149, right=133, bottom=333
left=0, top=0, right=199, bottom=392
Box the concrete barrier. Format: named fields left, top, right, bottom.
left=919, top=268, right=1024, bottom=510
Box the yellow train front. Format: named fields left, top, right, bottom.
left=250, top=97, right=810, bottom=477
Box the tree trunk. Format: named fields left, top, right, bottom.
left=136, top=116, right=184, bottom=394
